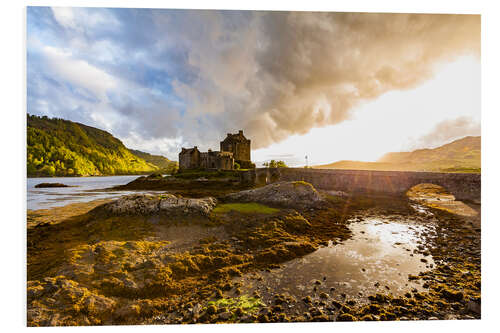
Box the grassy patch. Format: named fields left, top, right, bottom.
left=207, top=295, right=264, bottom=314
left=440, top=167, right=481, bottom=173
left=213, top=203, right=280, bottom=214
left=292, top=180, right=312, bottom=187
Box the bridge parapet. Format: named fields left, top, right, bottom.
left=245, top=168, right=480, bottom=202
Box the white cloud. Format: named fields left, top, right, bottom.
left=51, top=7, right=76, bottom=30
left=121, top=132, right=184, bottom=160
left=51, top=7, right=121, bottom=33
left=30, top=9, right=481, bottom=160
left=42, top=46, right=118, bottom=101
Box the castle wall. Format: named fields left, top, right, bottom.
left=199, top=151, right=234, bottom=170
left=220, top=132, right=251, bottom=162
left=179, top=130, right=251, bottom=171
left=217, top=154, right=234, bottom=170
left=179, top=148, right=200, bottom=170
left=235, top=141, right=251, bottom=162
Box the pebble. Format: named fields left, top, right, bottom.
left=218, top=312, right=231, bottom=320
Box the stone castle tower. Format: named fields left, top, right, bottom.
left=179, top=130, right=254, bottom=170
left=220, top=130, right=252, bottom=168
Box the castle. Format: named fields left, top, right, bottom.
left=179, top=130, right=254, bottom=171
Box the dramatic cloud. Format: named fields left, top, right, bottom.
left=27, top=8, right=480, bottom=158
left=412, top=116, right=481, bottom=149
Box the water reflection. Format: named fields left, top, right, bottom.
left=237, top=218, right=434, bottom=304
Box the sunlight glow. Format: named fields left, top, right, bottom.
left=252, top=55, right=480, bottom=166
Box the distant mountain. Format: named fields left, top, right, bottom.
left=313, top=136, right=480, bottom=173
left=129, top=149, right=178, bottom=174
left=27, top=114, right=163, bottom=177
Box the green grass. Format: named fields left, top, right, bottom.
left=440, top=167, right=481, bottom=173
left=207, top=295, right=264, bottom=313
left=292, top=180, right=314, bottom=188
left=212, top=203, right=280, bottom=214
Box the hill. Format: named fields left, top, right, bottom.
left=27, top=114, right=163, bottom=177
left=129, top=149, right=178, bottom=174
left=313, top=136, right=480, bottom=173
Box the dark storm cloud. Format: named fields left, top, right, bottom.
left=27, top=8, right=480, bottom=157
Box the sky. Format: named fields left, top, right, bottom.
left=27, top=7, right=481, bottom=166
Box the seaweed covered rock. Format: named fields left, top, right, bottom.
left=90, top=194, right=217, bottom=217
left=223, top=181, right=323, bottom=208
left=27, top=276, right=116, bottom=326
left=35, top=183, right=71, bottom=188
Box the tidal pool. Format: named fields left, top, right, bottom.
left=236, top=218, right=435, bottom=307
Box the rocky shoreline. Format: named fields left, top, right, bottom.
left=27, top=181, right=480, bottom=326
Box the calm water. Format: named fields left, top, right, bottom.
left=27, top=175, right=162, bottom=211
left=237, top=218, right=435, bottom=304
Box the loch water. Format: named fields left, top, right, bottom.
left=27, top=175, right=161, bottom=211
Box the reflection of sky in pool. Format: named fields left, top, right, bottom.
left=27, top=175, right=166, bottom=210
left=237, top=218, right=435, bottom=305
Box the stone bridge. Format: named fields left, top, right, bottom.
left=242, top=168, right=481, bottom=202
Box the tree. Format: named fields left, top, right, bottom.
left=263, top=160, right=288, bottom=168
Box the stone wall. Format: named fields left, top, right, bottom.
left=179, top=148, right=200, bottom=170
left=243, top=168, right=481, bottom=202
left=220, top=130, right=251, bottom=163
left=217, top=153, right=234, bottom=170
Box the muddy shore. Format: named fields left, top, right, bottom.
left=27, top=181, right=480, bottom=326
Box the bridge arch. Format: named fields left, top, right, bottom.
left=406, top=183, right=455, bottom=201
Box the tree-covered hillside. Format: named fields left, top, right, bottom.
left=27, top=114, right=160, bottom=177
left=129, top=149, right=178, bottom=174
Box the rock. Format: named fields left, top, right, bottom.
left=465, top=299, right=481, bottom=314
left=115, top=303, right=141, bottom=319
left=308, top=307, right=324, bottom=317
left=312, top=314, right=329, bottom=322
left=326, top=190, right=348, bottom=197
left=206, top=305, right=217, bottom=315
left=27, top=276, right=116, bottom=326
left=34, top=183, right=71, bottom=188
left=193, top=303, right=202, bottom=316
left=282, top=213, right=312, bottom=232
left=223, top=181, right=324, bottom=208
left=440, top=288, right=464, bottom=302
left=302, top=296, right=312, bottom=304
left=337, top=313, right=356, bottom=321
left=90, top=194, right=217, bottom=217
left=259, top=307, right=270, bottom=315
left=147, top=173, right=164, bottom=180
left=218, top=312, right=231, bottom=320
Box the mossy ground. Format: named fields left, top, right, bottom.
left=212, top=203, right=280, bottom=214
left=27, top=188, right=480, bottom=325
left=172, top=169, right=242, bottom=180
left=113, top=174, right=253, bottom=198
